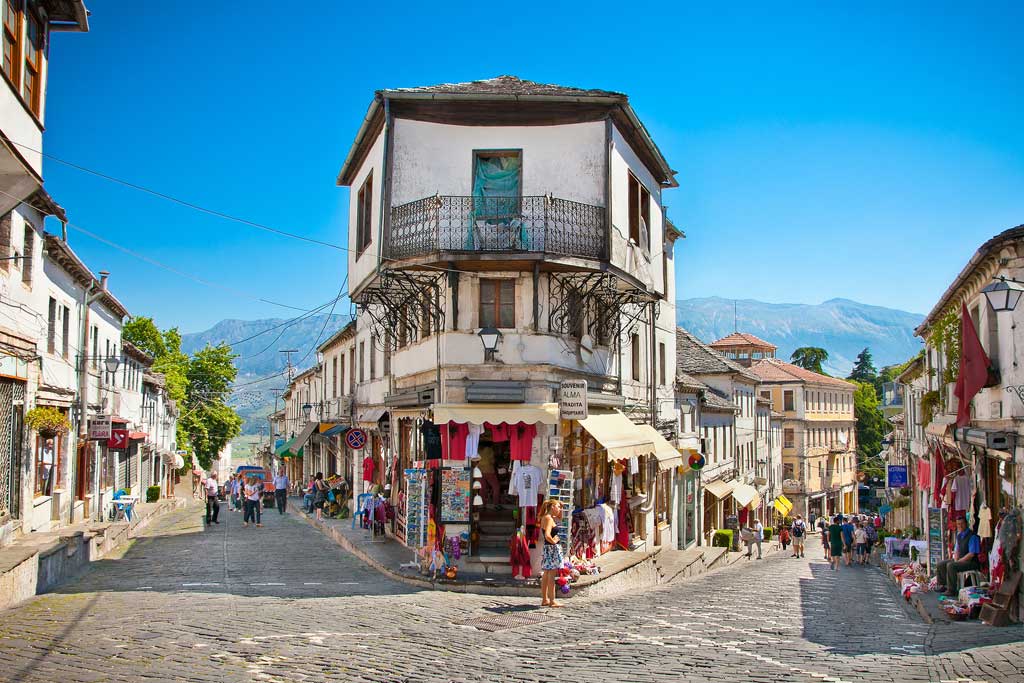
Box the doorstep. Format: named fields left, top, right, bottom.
left=294, top=500, right=660, bottom=597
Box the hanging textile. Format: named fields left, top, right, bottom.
left=470, top=155, right=522, bottom=248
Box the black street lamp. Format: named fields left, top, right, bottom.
left=981, top=276, right=1024, bottom=313
left=302, top=403, right=313, bottom=420
left=478, top=327, right=501, bottom=361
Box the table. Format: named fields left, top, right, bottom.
left=885, top=537, right=928, bottom=559
left=110, top=495, right=139, bottom=522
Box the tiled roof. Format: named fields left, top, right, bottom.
left=676, top=327, right=759, bottom=382
left=381, top=75, right=624, bottom=99
left=675, top=371, right=708, bottom=391
left=710, top=332, right=777, bottom=351
left=748, top=357, right=854, bottom=389
left=703, top=388, right=739, bottom=412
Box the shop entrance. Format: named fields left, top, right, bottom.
left=472, top=439, right=515, bottom=557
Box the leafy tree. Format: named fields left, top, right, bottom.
left=790, top=347, right=829, bottom=374
left=852, top=380, right=887, bottom=481
left=122, top=316, right=167, bottom=358
left=847, top=347, right=877, bottom=383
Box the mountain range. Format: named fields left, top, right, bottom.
left=676, top=297, right=924, bottom=375
left=190, top=298, right=922, bottom=435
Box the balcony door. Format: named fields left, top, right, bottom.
left=471, top=151, right=522, bottom=250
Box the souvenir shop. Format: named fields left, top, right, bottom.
left=887, top=433, right=1022, bottom=624
left=388, top=403, right=682, bottom=584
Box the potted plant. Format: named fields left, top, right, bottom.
left=25, top=406, right=70, bottom=439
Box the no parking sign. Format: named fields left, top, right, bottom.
left=346, top=428, right=367, bottom=450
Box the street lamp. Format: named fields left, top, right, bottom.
left=302, top=402, right=313, bottom=420
left=981, top=276, right=1024, bottom=313
left=478, top=327, right=501, bottom=361
left=104, top=356, right=121, bottom=374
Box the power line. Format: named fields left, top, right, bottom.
left=299, top=273, right=348, bottom=366
left=226, top=294, right=350, bottom=346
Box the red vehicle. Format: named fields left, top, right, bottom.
left=235, top=465, right=275, bottom=507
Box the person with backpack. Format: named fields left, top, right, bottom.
left=791, top=514, right=807, bottom=558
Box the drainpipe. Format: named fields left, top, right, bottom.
left=78, top=271, right=108, bottom=520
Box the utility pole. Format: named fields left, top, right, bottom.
left=279, top=349, right=298, bottom=383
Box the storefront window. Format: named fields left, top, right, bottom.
left=33, top=436, right=56, bottom=496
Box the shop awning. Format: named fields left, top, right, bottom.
left=677, top=434, right=701, bottom=454
left=925, top=422, right=952, bottom=439
left=293, top=420, right=319, bottom=451
left=356, top=407, right=388, bottom=427
left=703, top=478, right=736, bottom=499
left=275, top=437, right=296, bottom=457
left=579, top=410, right=656, bottom=461
left=776, top=494, right=793, bottom=513
left=129, top=431, right=147, bottom=440
left=732, top=482, right=760, bottom=508
left=432, top=403, right=560, bottom=426
left=773, top=498, right=791, bottom=515
left=636, top=424, right=684, bottom=471
left=319, top=423, right=349, bottom=437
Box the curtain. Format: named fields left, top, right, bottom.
left=470, top=155, right=522, bottom=248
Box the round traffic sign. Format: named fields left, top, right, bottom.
left=688, top=452, right=706, bottom=470
left=345, top=428, right=367, bottom=450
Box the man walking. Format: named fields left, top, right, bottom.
left=204, top=472, right=220, bottom=526
left=840, top=515, right=855, bottom=566
left=791, top=514, right=806, bottom=558
left=752, top=518, right=764, bottom=559
left=273, top=467, right=289, bottom=514
left=935, top=516, right=981, bottom=596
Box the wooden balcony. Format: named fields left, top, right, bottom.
left=387, top=195, right=606, bottom=262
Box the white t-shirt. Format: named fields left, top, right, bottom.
left=754, top=522, right=764, bottom=541
left=511, top=464, right=542, bottom=507
left=245, top=483, right=261, bottom=502
left=205, top=478, right=218, bottom=496
left=854, top=527, right=868, bottom=544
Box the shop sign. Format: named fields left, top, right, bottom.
left=927, top=507, right=944, bottom=570
left=107, top=429, right=129, bottom=450
left=878, top=504, right=892, bottom=515
left=88, top=415, right=112, bottom=440
left=346, top=428, right=368, bottom=450
left=559, top=380, right=588, bottom=420
left=886, top=465, right=908, bottom=488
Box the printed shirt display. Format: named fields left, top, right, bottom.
left=362, top=456, right=375, bottom=482
left=511, top=463, right=542, bottom=507
left=509, top=422, right=537, bottom=461
left=420, top=421, right=442, bottom=459
left=440, top=422, right=469, bottom=461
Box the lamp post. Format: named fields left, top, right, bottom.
left=302, top=403, right=313, bottom=421
left=478, top=327, right=501, bottom=362
left=981, top=276, right=1024, bottom=313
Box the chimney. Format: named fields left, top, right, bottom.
left=98, top=270, right=109, bottom=291
left=60, top=220, right=67, bottom=241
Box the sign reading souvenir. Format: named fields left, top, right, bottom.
left=688, top=452, right=706, bottom=470
left=346, top=428, right=368, bottom=450
left=88, top=415, right=112, bottom=440
left=559, top=379, right=588, bottom=420
left=886, top=464, right=908, bottom=488
left=439, top=467, right=471, bottom=523
left=927, top=506, right=944, bottom=570
left=107, top=429, right=129, bottom=450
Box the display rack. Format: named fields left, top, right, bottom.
left=401, top=468, right=428, bottom=569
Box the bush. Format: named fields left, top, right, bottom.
left=712, top=529, right=734, bottom=548
left=762, top=528, right=773, bottom=541
left=146, top=486, right=161, bottom=503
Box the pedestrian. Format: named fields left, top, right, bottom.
left=752, top=518, right=764, bottom=559
left=853, top=521, right=869, bottom=565
left=841, top=515, right=855, bottom=566
left=303, top=476, right=316, bottom=513
left=791, top=514, right=806, bottom=558
left=538, top=499, right=565, bottom=608
left=780, top=525, right=790, bottom=553
left=204, top=472, right=220, bottom=525
left=819, top=517, right=830, bottom=560
left=273, top=467, right=289, bottom=514
left=312, top=472, right=328, bottom=522
left=233, top=474, right=244, bottom=511
left=243, top=476, right=262, bottom=528
left=740, top=526, right=755, bottom=558
left=828, top=514, right=844, bottom=571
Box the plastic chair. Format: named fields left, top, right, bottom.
left=352, top=493, right=373, bottom=530
left=957, top=570, right=984, bottom=592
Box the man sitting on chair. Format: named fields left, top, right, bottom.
left=935, top=516, right=981, bottom=596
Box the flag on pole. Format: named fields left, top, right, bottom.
left=953, top=301, right=991, bottom=427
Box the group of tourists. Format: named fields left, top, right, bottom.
left=301, top=472, right=330, bottom=522
left=821, top=513, right=880, bottom=570
left=202, top=468, right=291, bottom=529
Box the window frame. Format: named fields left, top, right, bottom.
left=2, top=0, right=20, bottom=89
left=355, top=172, right=373, bottom=257
left=33, top=432, right=58, bottom=496
left=478, top=278, right=515, bottom=329
left=627, top=171, right=651, bottom=251
left=21, top=5, right=40, bottom=115
left=46, top=296, right=55, bottom=353
left=783, top=390, right=794, bottom=412
left=631, top=333, right=641, bottom=381
left=61, top=304, right=69, bottom=359
left=658, top=342, right=666, bottom=386
left=783, top=428, right=795, bottom=449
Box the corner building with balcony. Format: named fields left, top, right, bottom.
left=337, top=76, right=684, bottom=573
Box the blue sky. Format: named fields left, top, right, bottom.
left=39, top=1, right=1023, bottom=332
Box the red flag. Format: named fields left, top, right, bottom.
left=953, top=301, right=990, bottom=427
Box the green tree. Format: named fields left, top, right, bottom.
left=790, top=347, right=829, bottom=374
left=847, top=347, right=877, bottom=383
left=122, top=316, right=167, bottom=358
left=852, top=380, right=887, bottom=481
left=181, top=343, right=242, bottom=469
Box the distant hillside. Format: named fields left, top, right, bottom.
left=676, top=297, right=924, bottom=375
left=182, top=314, right=350, bottom=434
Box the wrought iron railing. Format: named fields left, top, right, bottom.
left=388, top=195, right=606, bottom=261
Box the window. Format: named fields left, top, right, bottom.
left=986, top=306, right=1000, bottom=369
left=46, top=296, right=55, bottom=353
left=627, top=172, right=651, bottom=250
left=472, top=151, right=521, bottom=225
left=21, top=8, right=39, bottom=115
left=349, top=348, right=355, bottom=393
left=783, top=390, right=794, bottom=412
left=358, top=342, right=365, bottom=383
left=419, top=292, right=432, bottom=339
left=34, top=434, right=57, bottom=496
left=355, top=173, right=373, bottom=255
left=783, top=462, right=794, bottom=480
left=332, top=357, right=338, bottom=398
left=2, top=0, right=18, bottom=87
left=760, top=390, right=771, bottom=401
left=479, top=279, right=515, bottom=328
left=658, top=342, right=666, bottom=386
left=370, top=337, right=377, bottom=380
left=784, top=428, right=794, bottom=448
left=61, top=305, right=69, bottom=359
left=90, top=325, right=98, bottom=370
left=631, top=334, right=641, bottom=381
left=21, top=223, right=31, bottom=284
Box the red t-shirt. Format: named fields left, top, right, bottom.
left=362, top=456, right=375, bottom=482
left=440, top=422, right=469, bottom=460
left=509, top=422, right=537, bottom=461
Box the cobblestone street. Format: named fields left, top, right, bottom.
left=0, top=503, right=1021, bottom=683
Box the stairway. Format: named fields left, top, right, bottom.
left=463, top=505, right=516, bottom=576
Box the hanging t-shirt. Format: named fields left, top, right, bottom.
left=628, top=456, right=639, bottom=475
left=916, top=459, right=932, bottom=491
left=951, top=474, right=971, bottom=511
left=485, top=422, right=510, bottom=442
left=440, top=422, right=469, bottom=461
left=509, top=422, right=537, bottom=462
left=420, top=420, right=442, bottom=459
left=510, top=463, right=542, bottom=507
left=362, top=456, right=375, bottom=482
left=465, top=423, right=483, bottom=459
left=609, top=473, right=623, bottom=504
left=978, top=504, right=993, bottom=538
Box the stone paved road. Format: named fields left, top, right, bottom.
left=0, top=502, right=1021, bottom=683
